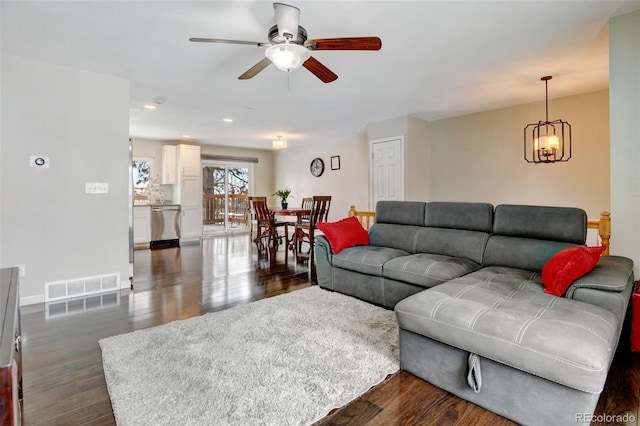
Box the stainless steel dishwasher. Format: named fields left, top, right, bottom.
left=150, top=205, right=181, bottom=249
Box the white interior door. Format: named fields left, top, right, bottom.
left=370, top=136, right=405, bottom=209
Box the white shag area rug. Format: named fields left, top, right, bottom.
left=99, top=287, right=399, bottom=426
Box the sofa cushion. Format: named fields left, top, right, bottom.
left=425, top=202, right=494, bottom=233
left=316, top=216, right=370, bottom=254
left=368, top=224, right=424, bottom=253
left=542, top=245, right=606, bottom=297
left=414, top=228, right=489, bottom=265
left=383, top=253, right=481, bottom=288
left=332, top=245, right=409, bottom=276
left=493, top=204, right=587, bottom=244
left=483, top=235, right=576, bottom=272
left=375, top=201, right=425, bottom=226
left=395, top=266, right=618, bottom=394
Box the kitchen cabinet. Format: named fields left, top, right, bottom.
left=173, top=145, right=202, bottom=242
left=161, top=145, right=177, bottom=185
left=180, top=144, right=201, bottom=177
left=180, top=205, right=203, bottom=240
left=133, top=206, right=151, bottom=248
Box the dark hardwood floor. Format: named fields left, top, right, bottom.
left=18, top=234, right=640, bottom=425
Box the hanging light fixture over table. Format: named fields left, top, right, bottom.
left=272, top=135, right=288, bottom=150
left=524, top=76, right=571, bottom=164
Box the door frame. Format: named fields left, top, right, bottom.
left=201, top=160, right=254, bottom=235
left=369, top=136, right=406, bottom=210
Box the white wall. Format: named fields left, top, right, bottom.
left=428, top=90, right=610, bottom=219
left=273, top=134, right=369, bottom=221
left=1, top=55, right=131, bottom=304
left=610, top=10, right=640, bottom=272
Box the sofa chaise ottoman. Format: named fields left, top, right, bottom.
left=315, top=201, right=634, bottom=426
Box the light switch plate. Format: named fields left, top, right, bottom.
left=85, top=182, right=109, bottom=194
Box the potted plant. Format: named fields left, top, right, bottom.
left=273, top=188, right=292, bottom=209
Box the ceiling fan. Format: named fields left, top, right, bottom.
left=189, top=2, right=382, bottom=83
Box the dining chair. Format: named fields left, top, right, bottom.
left=285, top=197, right=313, bottom=248
left=249, top=197, right=288, bottom=256
left=294, top=196, right=331, bottom=269
left=247, top=196, right=266, bottom=236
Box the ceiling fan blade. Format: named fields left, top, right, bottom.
left=273, top=3, right=300, bottom=40
left=304, top=37, right=382, bottom=51
left=189, top=37, right=269, bottom=47
left=303, top=56, right=338, bottom=84
left=238, top=57, right=272, bottom=80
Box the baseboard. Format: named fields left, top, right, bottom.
left=20, top=279, right=130, bottom=306
left=180, top=237, right=202, bottom=246
left=20, top=293, right=44, bottom=306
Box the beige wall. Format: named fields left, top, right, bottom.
left=274, top=90, right=610, bottom=224
left=365, top=115, right=430, bottom=204
left=273, top=134, right=369, bottom=221
left=428, top=90, right=610, bottom=219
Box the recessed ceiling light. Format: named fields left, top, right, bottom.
left=222, top=117, right=233, bottom=123
left=182, top=134, right=191, bottom=139
left=144, top=104, right=157, bottom=110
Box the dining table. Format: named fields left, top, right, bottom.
left=270, top=206, right=311, bottom=247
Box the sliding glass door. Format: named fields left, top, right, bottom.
left=202, top=161, right=252, bottom=234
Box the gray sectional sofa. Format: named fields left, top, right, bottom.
left=315, top=201, right=635, bottom=426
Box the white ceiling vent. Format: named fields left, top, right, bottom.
left=45, top=273, right=120, bottom=302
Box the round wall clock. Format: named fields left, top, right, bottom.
left=310, top=157, right=325, bottom=177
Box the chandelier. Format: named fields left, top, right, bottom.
left=524, top=76, right=571, bottom=164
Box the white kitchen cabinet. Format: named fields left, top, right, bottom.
left=180, top=144, right=201, bottom=177
left=173, top=144, right=202, bottom=242
left=161, top=145, right=177, bottom=184
left=133, top=206, right=151, bottom=248
left=180, top=205, right=203, bottom=240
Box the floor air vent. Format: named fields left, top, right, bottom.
left=45, top=273, right=120, bottom=302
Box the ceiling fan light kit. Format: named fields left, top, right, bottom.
left=265, top=42, right=310, bottom=72
left=189, top=2, right=381, bottom=83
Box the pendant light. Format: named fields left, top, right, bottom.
left=524, top=76, right=571, bottom=164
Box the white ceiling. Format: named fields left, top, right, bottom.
left=2, top=1, right=639, bottom=150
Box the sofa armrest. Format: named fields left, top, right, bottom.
left=315, top=236, right=334, bottom=290
left=564, top=256, right=634, bottom=324
left=566, top=256, right=634, bottom=294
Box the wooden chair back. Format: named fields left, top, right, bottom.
left=249, top=197, right=271, bottom=223
left=300, top=197, right=313, bottom=221
left=309, top=196, right=331, bottom=226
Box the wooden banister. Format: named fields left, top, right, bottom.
left=348, top=205, right=376, bottom=230
left=588, top=211, right=611, bottom=255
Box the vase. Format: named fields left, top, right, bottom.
left=281, top=202, right=288, bottom=209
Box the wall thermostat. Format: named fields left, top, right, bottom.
left=30, top=156, right=50, bottom=168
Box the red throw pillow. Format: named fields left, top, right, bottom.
left=542, top=245, right=606, bottom=297
left=316, top=216, right=369, bottom=254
